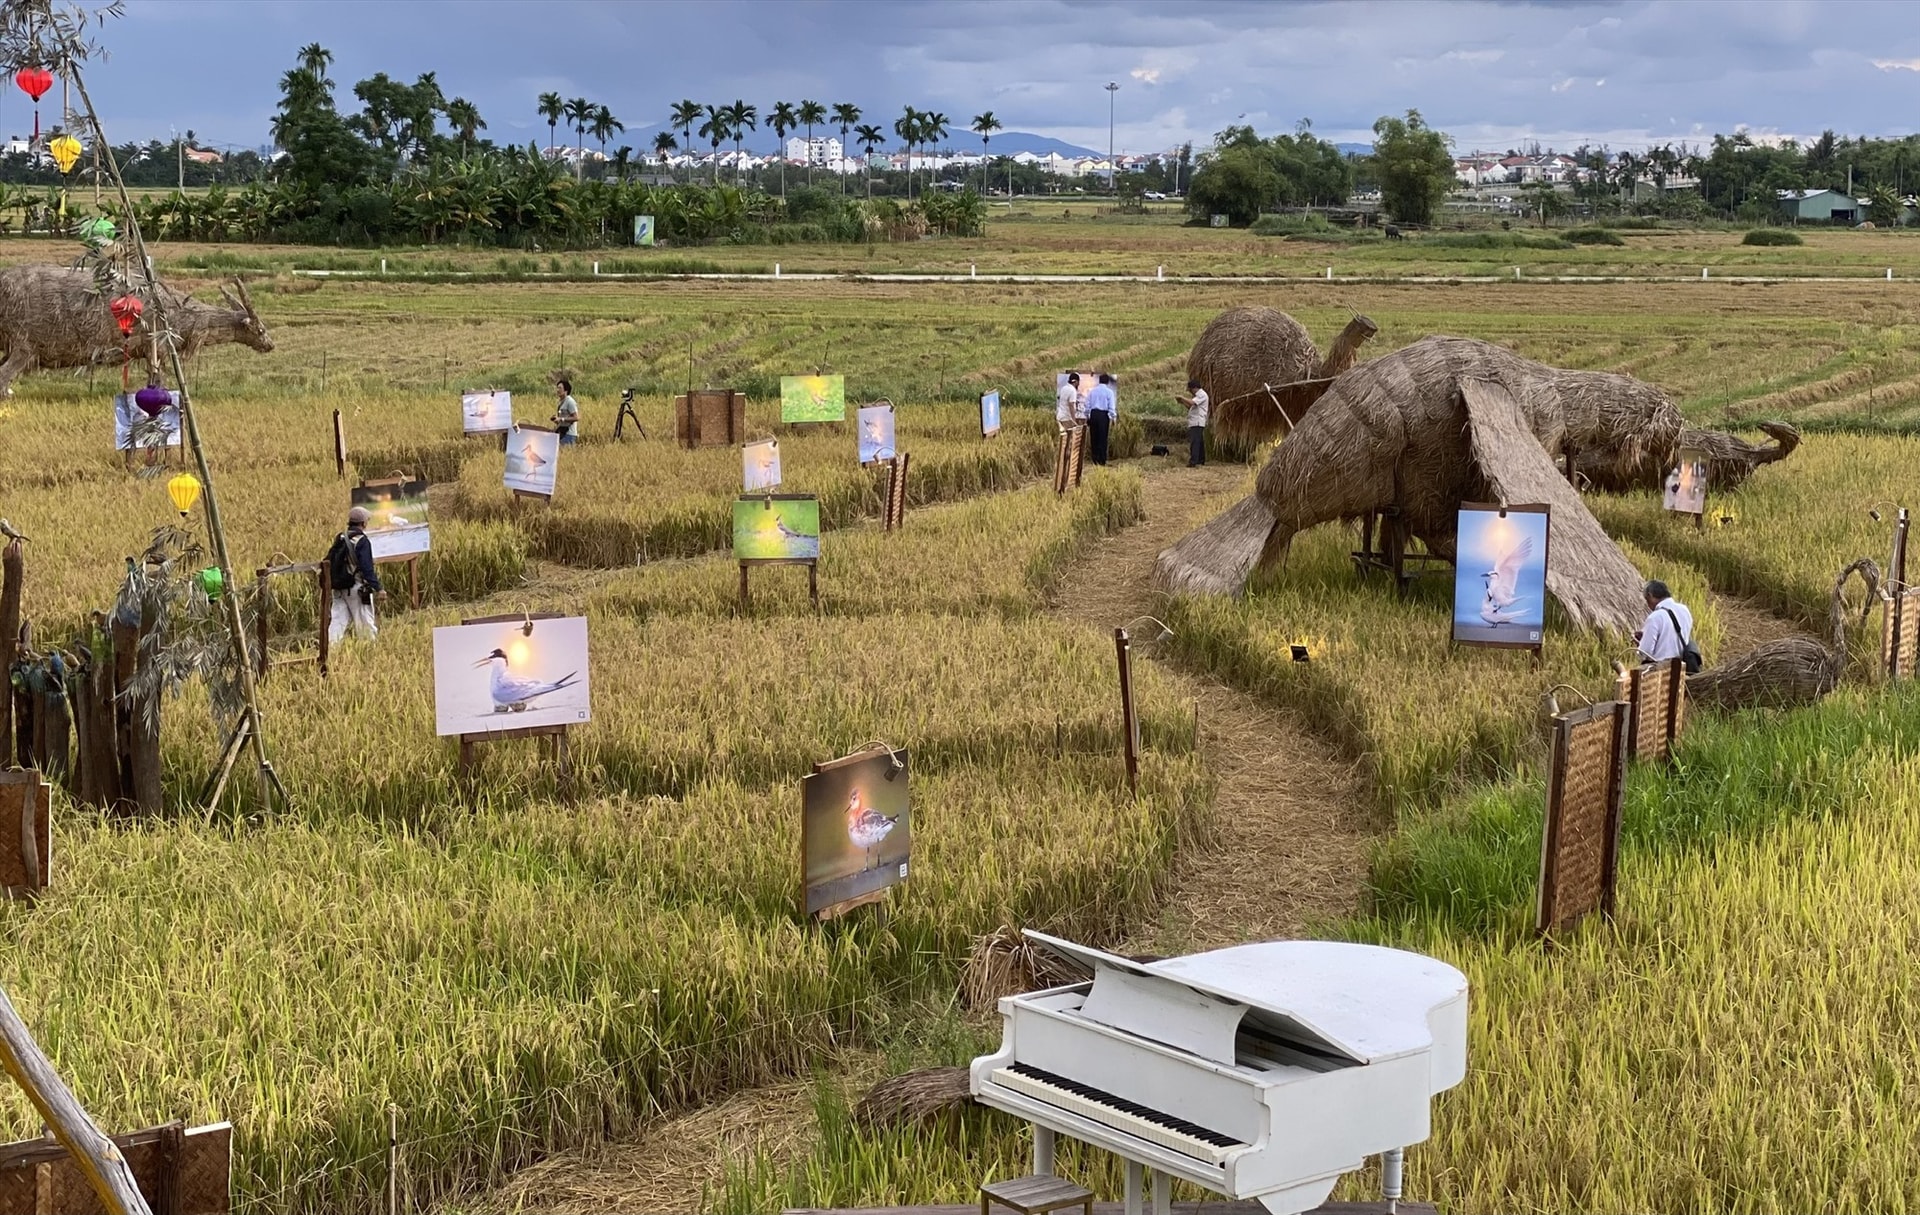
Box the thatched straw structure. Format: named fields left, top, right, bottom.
left=0, top=265, right=272, bottom=395
left=1689, top=558, right=1878, bottom=710
left=1577, top=420, right=1801, bottom=493
left=853, top=1066, right=973, bottom=1128
left=1188, top=309, right=1379, bottom=444
left=1156, top=337, right=1674, bottom=634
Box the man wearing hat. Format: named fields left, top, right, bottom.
left=325, top=506, right=385, bottom=643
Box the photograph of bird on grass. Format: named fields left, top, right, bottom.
left=461, top=390, right=512, bottom=434
left=802, top=748, right=911, bottom=916
left=733, top=495, right=820, bottom=561
left=1452, top=504, right=1550, bottom=646
left=431, top=616, right=591, bottom=737
left=503, top=426, right=560, bottom=497
left=779, top=374, right=846, bottom=423
left=350, top=479, right=431, bottom=559
left=857, top=403, right=896, bottom=465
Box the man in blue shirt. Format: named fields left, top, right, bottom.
left=1085, top=373, right=1117, bottom=465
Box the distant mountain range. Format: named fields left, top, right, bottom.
left=917, top=133, right=1375, bottom=159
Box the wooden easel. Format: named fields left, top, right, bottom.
left=1350, top=508, right=1449, bottom=595
left=454, top=612, right=575, bottom=797
left=332, top=409, right=346, bottom=478
left=1053, top=425, right=1086, bottom=494
left=738, top=559, right=819, bottom=611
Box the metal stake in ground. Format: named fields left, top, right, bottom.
left=1114, top=626, right=1140, bottom=795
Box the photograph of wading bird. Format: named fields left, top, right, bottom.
left=846, top=787, right=900, bottom=870
left=474, top=647, right=580, bottom=713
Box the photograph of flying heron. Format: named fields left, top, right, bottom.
left=733, top=495, right=820, bottom=561
left=743, top=438, right=781, bottom=492
left=503, top=426, right=560, bottom=498
left=780, top=374, right=846, bottom=423
left=461, top=389, right=512, bottom=434
left=431, top=616, right=592, bottom=737
left=1452, top=504, right=1550, bottom=647
left=857, top=403, right=896, bottom=465
left=350, top=478, right=431, bottom=559
left=802, top=747, right=911, bottom=916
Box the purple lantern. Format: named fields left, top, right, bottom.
left=135, top=384, right=172, bottom=418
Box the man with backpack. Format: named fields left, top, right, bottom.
left=1635, top=579, right=1700, bottom=673
left=327, top=506, right=384, bottom=643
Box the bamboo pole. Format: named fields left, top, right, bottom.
left=0, top=984, right=152, bottom=1215
left=67, top=61, right=283, bottom=811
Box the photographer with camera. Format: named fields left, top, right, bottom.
left=552, top=379, right=580, bottom=445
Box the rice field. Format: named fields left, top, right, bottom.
left=3, top=245, right=1920, bottom=1212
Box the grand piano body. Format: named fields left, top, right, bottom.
left=969, top=934, right=1468, bottom=1215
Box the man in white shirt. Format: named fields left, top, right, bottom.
left=1636, top=579, right=1694, bottom=664
left=1178, top=378, right=1210, bottom=467
left=1084, top=373, right=1117, bottom=464
left=1055, top=372, right=1083, bottom=430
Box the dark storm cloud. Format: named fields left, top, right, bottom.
left=42, top=0, right=1920, bottom=158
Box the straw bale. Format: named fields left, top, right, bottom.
left=1156, top=337, right=1677, bottom=634
left=1689, top=557, right=1877, bottom=710
left=852, top=1066, right=973, bottom=1128
left=960, top=925, right=1088, bottom=1011
left=1188, top=308, right=1378, bottom=444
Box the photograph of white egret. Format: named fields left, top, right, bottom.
left=462, top=389, right=513, bottom=434
left=801, top=747, right=910, bottom=916
left=432, top=615, right=591, bottom=737
left=1452, top=502, right=1550, bottom=648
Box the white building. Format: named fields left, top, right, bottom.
left=784, top=136, right=844, bottom=166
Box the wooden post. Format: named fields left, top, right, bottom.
left=1115, top=627, right=1140, bottom=795
left=808, top=560, right=819, bottom=611
left=407, top=554, right=421, bottom=612
left=254, top=569, right=271, bottom=680
left=738, top=563, right=750, bottom=612
left=332, top=409, right=346, bottom=479
left=0, top=984, right=155, bottom=1215
left=1890, top=509, right=1911, bottom=679
left=387, top=1104, right=398, bottom=1215
left=0, top=539, right=20, bottom=763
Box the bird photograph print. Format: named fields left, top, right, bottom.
left=461, top=389, right=512, bottom=434
left=1452, top=504, right=1550, bottom=646
left=980, top=390, right=1001, bottom=437
left=112, top=390, right=181, bottom=452
left=350, top=479, right=431, bottom=559
left=779, top=374, right=846, bottom=423
left=802, top=747, right=910, bottom=916
left=503, top=425, right=560, bottom=498
left=1664, top=448, right=1708, bottom=516
left=733, top=494, right=820, bottom=561
left=743, top=437, right=781, bottom=492
left=432, top=616, right=591, bottom=737
left=856, top=403, right=895, bottom=465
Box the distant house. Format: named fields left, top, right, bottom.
left=1777, top=188, right=1867, bottom=224
left=183, top=147, right=223, bottom=165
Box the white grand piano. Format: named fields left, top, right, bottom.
left=970, top=933, right=1468, bottom=1215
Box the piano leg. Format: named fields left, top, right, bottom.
left=1124, top=1161, right=1144, bottom=1215
left=1381, top=1147, right=1405, bottom=1212
left=1033, top=1126, right=1056, bottom=1177
left=1150, top=1170, right=1171, bottom=1215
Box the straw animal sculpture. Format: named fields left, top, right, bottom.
left=1577, top=420, right=1801, bottom=493
left=0, top=265, right=273, bottom=395
left=1187, top=307, right=1380, bottom=443
left=1688, top=558, right=1879, bottom=710
left=1156, top=337, right=1670, bottom=634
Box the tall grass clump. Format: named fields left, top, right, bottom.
left=1563, top=227, right=1625, bottom=246
left=1742, top=228, right=1804, bottom=246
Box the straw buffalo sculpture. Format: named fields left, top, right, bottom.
left=0, top=265, right=272, bottom=395
left=1186, top=306, right=1379, bottom=440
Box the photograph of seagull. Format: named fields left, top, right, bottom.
left=473, top=647, right=580, bottom=713
left=1452, top=506, right=1549, bottom=644
left=1479, top=534, right=1535, bottom=626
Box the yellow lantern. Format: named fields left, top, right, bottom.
left=167, top=472, right=202, bottom=517
left=48, top=133, right=81, bottom=174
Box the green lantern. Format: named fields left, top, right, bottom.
left=196, top=566, right=225, bottom=599
left=77, top=215, right=115, bottom=247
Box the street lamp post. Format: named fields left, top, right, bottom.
left=1105, top=81, right=1119, bottom=194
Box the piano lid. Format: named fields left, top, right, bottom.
left=1023, top=933, right=1467, bottom=1067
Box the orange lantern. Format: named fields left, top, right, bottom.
left=109, top=294, right=143, bottom=336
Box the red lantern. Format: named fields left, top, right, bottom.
left=14, top=68, right=50, bottom=102
left=110, top=294, right=143, bottom=336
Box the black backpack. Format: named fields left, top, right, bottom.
left=1663, top=606, right=1703, bottom=675
left=326, top=532, right=360, bottom=592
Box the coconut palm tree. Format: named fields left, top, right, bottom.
left=654, top=131, right=677, bottom=175
left=670, top=100, right=702, bottom=181
left=855, top=122, right=885, bottom=199
left=769, top=101, right=798, bottom=198
left=832, top=102, right=861, bottom=194
left=538, top=93, right=565, bottom=154
left=721, top=99, right=757, bottom=186
left=894, top=106, right=921, bottom=199
left=591, top=105, right=624, bottom=163
left=971, top=111, right=1001, bottom=195
left=699, top=104, right=730, bottom=184
left=798, top=100, right=827, bottom=187
left=446, top=98, right=486, bottom=158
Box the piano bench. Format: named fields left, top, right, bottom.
left=980, top=1174, right=1096, bottom=1215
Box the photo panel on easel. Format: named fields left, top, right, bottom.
left=857, top=402, right=896, bottom=465
left=980, top=390, right=1001, bottom=437
left=1452, top=503, right=1550, bottom=648
left=431, top=616, right=591, bottom=737
left=351, top=478, right=431, bottom=559
left=1662, top=447, right=1707, bottom=517
left=780, top=374, right=846, bottom=423
left=504, top=425, right=560, bottom=498
left=743, top=438, right=782, bottom=492
left=462, top=390, right=513, bottom=434
left=802, top=747, right=910, bottom=917
left=733, top=494, right=820, bottom=561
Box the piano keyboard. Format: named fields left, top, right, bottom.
left=991, top=1063, right=1247, bottom=1165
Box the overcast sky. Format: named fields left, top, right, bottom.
left=36, top=0, right=1920, bottom=156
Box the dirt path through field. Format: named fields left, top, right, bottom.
left=1046, top=460, right=1377, bottom=953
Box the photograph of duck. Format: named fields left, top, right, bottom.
left=432, top=615, right=592, bottom=736
left=1452, top=504, right=1550, bottom=646
left=802, top=747, right=911, bottom=916
left=503, top=426, right=561, bottom=498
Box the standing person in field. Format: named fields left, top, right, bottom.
left=1635, top=579, right=1698, bottom=670
left=1178, top=378, right=1210, bottom=467
left=1085, top=373, right=1117, bottom=465
left=552, top=379, right=580, bottom=445
left=1055, top=372, right=1083, bottom=431
left=326, top=507, right=384, bottom=643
